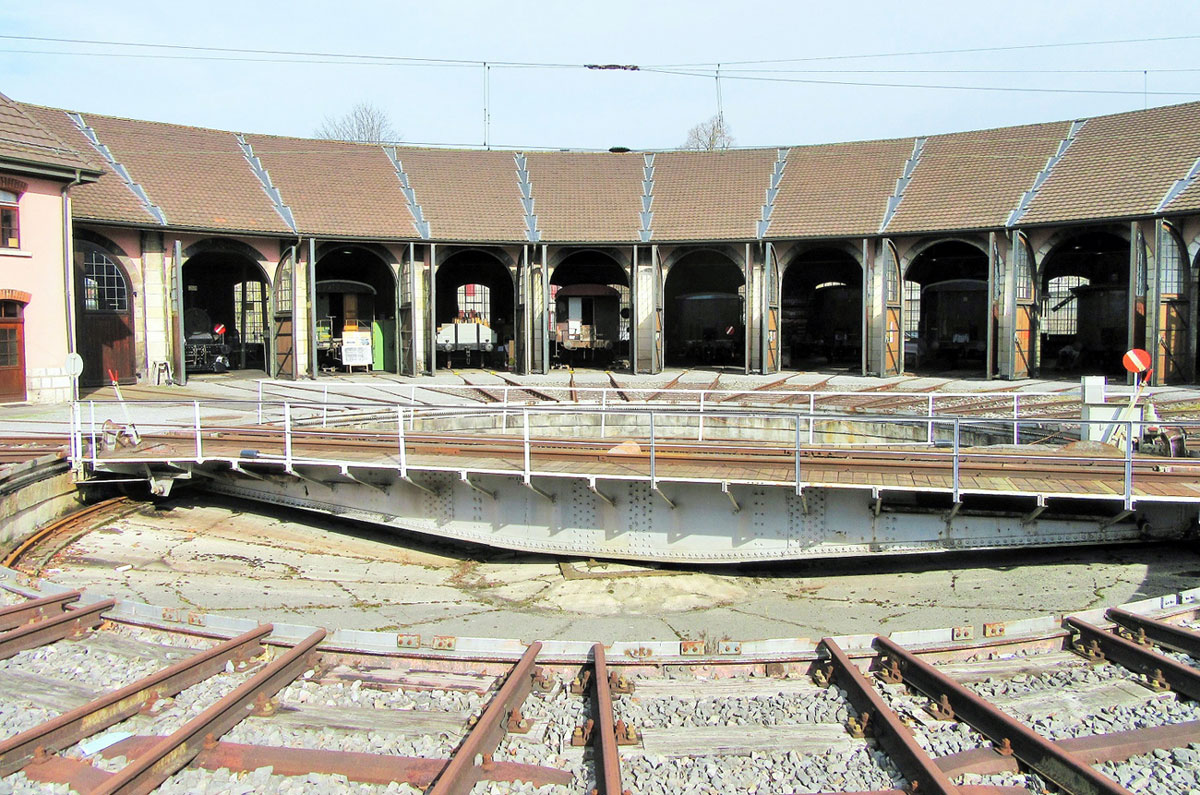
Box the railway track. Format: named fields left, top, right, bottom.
left=1, top=582, right=1199, bottom=793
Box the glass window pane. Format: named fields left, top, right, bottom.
left=83, top=250, right=128, bottom=312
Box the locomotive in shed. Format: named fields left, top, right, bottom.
left=671, top=292, right=743, bottom=366
left=915, top=279, right=988, bottom=368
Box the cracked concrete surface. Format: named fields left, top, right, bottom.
left=38, top=494, right=1200, bottom=643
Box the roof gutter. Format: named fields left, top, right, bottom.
left=61, top=168, right=84, bottom=401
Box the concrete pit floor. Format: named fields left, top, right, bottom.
left=43, top=495, right=1200, bottom=644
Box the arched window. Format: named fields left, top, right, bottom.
left=82, top=249, right=129, bottom=312
left=1042, top=276, right=1088, bottom=335
left=275, top=257, right=293, bottom=314
left=0, top=190, right=19, bottom=249
left=1159, top=223, right=1185, bottom=296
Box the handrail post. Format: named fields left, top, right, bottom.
left=649, top=410, right=657, bottom=490
left=257, top=380, right=263, bottom=424
left=1012, top=394, right=1020, bottom=445
left=193, top=401, right=202, bottom=461
left=600, top=389, right=607, bottom=439
left=808, top=393, right=815, bottom=444
left=284, top=402, right=293, bottom=470
left=927, top=394, right=935, bottom=444
left=952, top=418, right=961, bottom=503
left=698, top=391, right=705, bottom=442
left=89, top=400, right=97, bottom=465
left=522, top=408, right=531, bottom=483
left=794, top=413, right=802, bottom=494
left=397, top=406, right=407, bottom=479
left=322, top=385, right=328, bottom=428
left=1124, top=419, right=1134, bottom=511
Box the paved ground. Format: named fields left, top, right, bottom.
left=39, top=493, right=1200, bottom=644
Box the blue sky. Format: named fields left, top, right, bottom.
left=4, top=1, right=1200, bottom=150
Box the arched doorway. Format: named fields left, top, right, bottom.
left=663, top=251, right=745, bottom=369
left=1038, top=231, right=1129, bottom=377
left=0, top=299, right=26, bottom=401
left=550, top=251, right=630, bottom=369
left=77, top=246, right=137, bottom=386
left=435, top=251, right=514, bottom=369
left=181, top=247, right=270, bottom=374
left=781, top=247, right=862, bottom=370
left=903, top=241, right=989, bottom=375
left=314, top=246, right=398, bottom=373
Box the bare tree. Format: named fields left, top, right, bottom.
left=314, top=102, right=399, bottom=143
left=683, top=114, right=734, bottom=151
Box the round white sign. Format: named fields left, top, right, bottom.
left=64, top=352, right=84, bottom=378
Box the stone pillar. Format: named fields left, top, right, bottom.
left=632, top=245, right=660, bottom=373
left=140, top=230, right=170, bottom=377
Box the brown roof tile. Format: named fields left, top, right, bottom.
left=1021, top=102, right=1200, bottom=225
left=394, top=149, right=525, bottom=242
left=0, top=95, right=98, bottom=175
left=887, top=121, right=1071, bottom=234
left=19, top=103, right=154, bottom=224
left=245, top=134, right=417, bottom=240
left=80, top=112, right=289, bottom=234
left=769, top=138, right=914, bottom=238
left=524, top=151, right=642, bottom=242
left=651, top=149, right=777, bottom=241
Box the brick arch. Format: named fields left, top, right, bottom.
left=0, top=289, right=32, bottom=304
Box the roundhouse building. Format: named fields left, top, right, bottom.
left=11, top=92, right=1200, bottom=393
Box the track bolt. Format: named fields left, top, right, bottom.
left=251, top=692, right=278, bottom=717
left=925, top=694, right=954, bottom=721
left=481, top=753, right=495, bottom=770
left=996, top=738, right=1014, bottom=757
left=610, top=673, right=634, bottom=695
left=812, top=664, right=833, bottom=688
left=877, top=657, right=904, bottom=685
left=1148, top=668, right=1170, bottom=692
left=507, top=708, right=531, bottom=733
left=848, top=709, right=872, bottom=738
left=533, top=669, right=554, bottom=692
left=202, top=732, right=218, bottom=751
left=30, top=746, right=49, bottom=765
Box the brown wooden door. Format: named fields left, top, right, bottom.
left=1159, top=299, right=1189, bottom=384
left=273, top=316, right=293, bottom=378
left=79, top=251, right=136, bottom=386
left=885, top=306, right=902, bottom=374
left=1013, top=304, right=1034, bottom=378
left=0, top=301, right=25, bottom=401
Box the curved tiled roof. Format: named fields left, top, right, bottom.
left=17, top=98, right=1200, bottom=242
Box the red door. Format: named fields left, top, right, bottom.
left=78, top=250, right=136, bottom=386
left=0, top=300, right=25, bottom=401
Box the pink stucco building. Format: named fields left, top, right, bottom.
left=0, top=93, right=101, bottom=402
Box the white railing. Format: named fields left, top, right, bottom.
left=66, top=397, right=1192, bottom=512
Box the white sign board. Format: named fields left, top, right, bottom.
left=341, top=329, right=373, bottom=366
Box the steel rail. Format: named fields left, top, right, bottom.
left=125, top=427, right=1187, bottom=477
left=0, top=624, right=272, bottom=777
left=2, top=497, right=130, bottom=568
left=0, top=598, right=114, bottom=661
left=589, top=642, right=625, bottom=795
left=819, top=637, right=959, bottom=794
left=102, top=735, right=573, bottom=788
left=873, top=634, right=1135, bottom=795
left=0, top=589, right=80, bottom=631
left=91, top=628, right=326, bottom=795
left=1064, top=616, right=1200, bottom=701
left=1106, top=606, right=1200, bottom=658
left=428, top=641, right=545, bottom=795
left=936, top=720, right=1200, bottom=777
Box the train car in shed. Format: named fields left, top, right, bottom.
left=553, top=283, right=621, bottom=364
